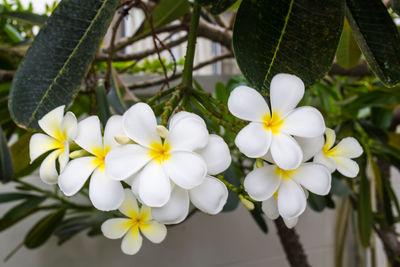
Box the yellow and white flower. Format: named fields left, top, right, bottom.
left=151, top=132, right=231, bottom=224
left=314, top=128, right=363, bottom=178
left=101, top=189, right=167, bottom=255
left=228, top=73, right=325, bottom=170
left=58, top=115, right=125, bottom=211
left=105, top=103, right=209, bottom=208
left=29, top=106, right=77, bottom=184
left=262, top=197, right=298, bottom=229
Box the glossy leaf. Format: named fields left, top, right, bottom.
left=96, top=79, right=111, bottom=126
left=0, top=126, right=13, bottom=183
left=25, top=207, right=66, bottom=249
left=336, top=19, right=361, bottom=69
left=9, top=0, right=120, bottom=129
left=233, top=0, right=345, bottom=90
left=346, top=0, right=400, bottom=86
left=249, top=202, right=268, bottom=233
left=308, top=193, right=326, bottom=212
left=0, top=11, right=47, bottom=26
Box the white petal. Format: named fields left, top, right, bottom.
left=39, top=149, right=61, bottom=184
left=89, top=168, right=124, bottom=211
left=101, top=218, right=131, bottom=239
left=332, top=137, right=363, bottom=158
left=58, top=156, right=97, bottom=196
left=169, top=111, right=202, bottom=129
left=235, top=122, right=272, bottom=158
left=324, top=128, right=336, bottom=150
left=166, top=115, right=209, bottom=152
left=103, top=115, right=124, bottom=149
left=313, top=151, right=336, bottom=172
left=270, top=133, right=303, bottom=170
left=280, top=107, right=325, bottom=138
left=121, top=226, right=143, bottom=255
left=277, top=179, right=307, bottom=219
left=270, top=73, right=304, bottom=117
left=163, top=151, right=207, bottom=189
left=262, top=198, right=279, bottom=220
left=105, top=144, right=151, bottom=180
left=295, top=135, right=324, bottom=162
left=244, top=165, right=281, bottom=201
left=283, top=217, right=298, bottom=229
left=123, top=103, right=160, bottom=148
left=228, top=86, right=270, bottom=122
left=138, top=161, right=171, bottom=207
left=189, top=176, right=228, bottom=215
left=29, top=133, right=61, bottom=162
left=140, top=221, right=167, bottom=243
left=151, top=186, right=189, bottom=224
left=291, top=163, right=331, bottom=195
left=58, top=144, right=69, bottom=172
left=129, top=172, right=141, bottom=198
left=61, top=111, right=78, bottom=141
left=74, top=116, right=103, bottom=155
left=119, top=189, right=140, bottom=217
left=38, top=105, right=64, bottom=139
left=196, top=134, right=231, bottom=175
left=335, top=157, right=359, bottom=178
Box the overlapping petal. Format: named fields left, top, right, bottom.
left=74, top=116, right=103, bottom=155
left=331, top=137, right=363, bottom=158
left=29, top=133, right=61, bottom=162
left=196, top=134, right=231, bottom=175
left=270, top=133, right=303, bottom=170
left=151, top=186, right=189, bottom=224
left=262, top=197, right=279, bottom=220
left=119, top=189, right=140, bottom=218
left=140, top=221, right=167, bottom=243
left=335, top=157, right=359, bottom=178
left=280, top=107, right=325, bottom=138
left=39, top=149, right=61, bottom=184
left=61, top=111, right=78, bottom=141
left=291, top=163, right=331, bottom=195
left=235, top=122, right=272, bottom=158
left=244, top=165, right=281, bottom=201
left=121, top=226, right=142, bottom=255
left=103, top=115, right=124, bottom=149
left=295, top=135, right=324, bottom=162
left=38, top=105, right=64, bottom=139
left=313, top=152, right=336, bottom=172
left=101, top=218, right=131, bottom=239
left=277, top=179, right=307, bottom=219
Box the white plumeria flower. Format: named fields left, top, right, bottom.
left=314, top=128, right=363, bottom=178
left=101, top=189, right=167, bottom=255
left=58, top=115, right=125, bottom=211
left=151, top=132, right=231, bottom=224
left=105, top=103, right=209, bottom=208
left=228, top=73, right=325, bottom=170
left=262, top=197, right=298, bottom=229
left=29, top=106, right=77, bottom=184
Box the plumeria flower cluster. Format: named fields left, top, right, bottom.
left=227, top=73, right=363, bottom=228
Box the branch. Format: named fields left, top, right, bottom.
left=0, top=69, right=15, bottom=83
left=197, top=18, right=232, bottom=49
left=274, top=218, right=311, bottom=267
left=127, top=52, right=233, bottom=90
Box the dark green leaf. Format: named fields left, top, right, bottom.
left=25, top=207, right=66, bottom=249
left=107, top=70, right=127, bottom=115
left=0, top=196, right=46, bottom=231
left=0, top=126, right=13, bottom=183
left=222, top=164, right=240, bottom=212
left=233, top=0, right=345, bottom=90
left=346, top=0, right=400, bottom=86
left=0, top=11, right=47, bottom=26
left=198, top=0, right=238, bottom=15
left=10, top=132, right=41, bottom=179
left=336, top=19, right=361, bottom=69
left=0, top=192, right=36, bottom=203
left=96, top=79, right=111, bottom=126
left=358, top=157, right=372, bottom=247
left=9, top=0, right=120, bottom=129
left=307, top=193, right=326, bottom=212
left=249, top=202, right=268, bottom=233
left=392, top=0, right=400, bottom=15
left=331, top=176, right=350, bottom=197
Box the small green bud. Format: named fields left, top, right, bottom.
left=239, top=195, right=255, bottom=210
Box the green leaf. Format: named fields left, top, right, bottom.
left=330, top=176, right=350, bottom=197
left=0, top=126, right=13, bottom=183
left=9, top=0, right=120, bottom=130
left=0, top=196, right=46, bottom=231
left=249, top=202, right=268, bottom=233
left=25, top=207, right=66, bottom=249
left=336, top=19, right=361, bottom=69
left=346, top=0, right=400, bottom=86
left=4, top=23, right=24, bottom=43
left=222, top=164, right=240, bottom=212
left=10, top=132, right=40, bottom=179
left=107, top=70, right=127, bottom=114
left=96, top=79, right=111, bottom=126
left=358, top=158, right=372, bottom=247
left=0, top=192, right=37, bottom=203
left=0, top=11, right=48, bottom=26
left=233, top=0, right=345, bottom=90
left=307, top=193, right=326, bottom=212
left=198, top=0, right=238, bottom=15
left=392, top=0, right=400, bottom=15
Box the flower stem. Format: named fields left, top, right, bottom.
left=181, top=1, right=201, bottom=88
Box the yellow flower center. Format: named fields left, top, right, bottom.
left=92, top=146, right=110, bottom=170
left=322, top=145, right=337, bottom=157
left=53, top=127, right=67, bottom=142
left=275, top=166, right=297, bottom=180
left=262, top=112, right=284, bottom=134
left=149, top=142, right=171, bottom=164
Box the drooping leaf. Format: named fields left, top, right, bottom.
left=336, top=19, right=361, bottom=69
left=222, top=164, right=240, bottom=212
left=330, top=176, right=350, bottom=197
left=358, top=157, right=372, bottom=247
left=96, top=79, right=111, bottom=126
left=249, top=202, right=268, bottom=233
left=307, top=193, right=326, bottom=212
left=0, top=192, right=37, bottom=203
left=107, top=70, right=127, bottom=114
left=9, top=0, right=120, bottom=130
left=0, top=11, right=48, bottom=26
left=0, top=196, right=46, bottom=231
left=0, top=126, right=13, bottom=183
left=233, top=0, right=345, bottom=90
left=198, top=0, right=238, bottom=15
left=25, top=207, right=66, bottom=249
left=346, top=0, right=400, bottom=86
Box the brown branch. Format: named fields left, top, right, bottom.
left=274, top=218, right=311, bottom=267
left=197, top=18, right=232, bottom=50
left=127, top=52, right=233, bottom=90
left=0, top=69, right=15, bottom=83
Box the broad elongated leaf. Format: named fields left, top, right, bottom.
left=10, top=132, right=40, bottom=179
left=336, top=19, right=361, bottom=69
left=0, top=11, right=47, bottom=26
left=96, top=79, right=111, bottom=126
left=346, top=0, right=400, bottom=86
left=0, top=192, right=36, bottom=203
left=0, top=126, right=13, bottom=183
left=198, top=0, right=238, bottom=14
left=358, top=158, right=372, bottom=247
left=9, top=0, right=119, bottom=129
left=233, top=0, right=345, bottom=90
left=25, top=207, right=66, bottom=249
left=249, top=202, right=268, bottom=233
